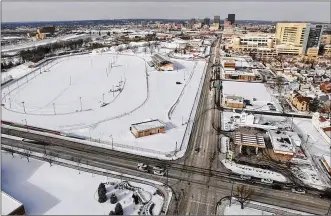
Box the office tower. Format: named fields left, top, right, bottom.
left=214, top=15, right=220, bottom=24
left=228, top=14, right=235, bottom=25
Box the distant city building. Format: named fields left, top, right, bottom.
left=306, top=24, right=324, bottom=57
left=275, top=23, right=310, bottom=55
left=203, top=17, right=210, bottom=26
left=214, top=15, right=220, bottom=24
left=228, top=14, right=235, bottom=25
left=321, top=34, right=331, bottom=45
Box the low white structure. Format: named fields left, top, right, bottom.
left=2, top=191, right=25, bottom=215
left=222, top=159, right=288, bottom=182
left=268, top=130, right=295, bottom=156
left=312, top=112, right=331, bottom=145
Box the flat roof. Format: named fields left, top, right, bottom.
left=268, top=130, right=295, bottom=155
left=131, top=119, right=165, bottom=132
left=234, top=132, right=266, bottom=148
left=2, top=191, right=23, bottom=215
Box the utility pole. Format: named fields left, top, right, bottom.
left=79, top=97, right=82, bottom=111
left=53, top=103, right=56, bottom=115
left=106, top=68, right=108, bottom=77
left=102, top=93, right=105, bottom=104
left=110, top=135, right=113, bottom=150
left=23, top=119, right=28, bottom=131
left=22, top=101, right=26, bottom=113
left=230, top=181, right=234, bottom=206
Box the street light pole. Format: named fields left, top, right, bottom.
left=230, top=181, right=234, bottom=206
left=103, top=93, right=105, bottom=104
left=53, top=103, right=56, bottom=115
left=22, top=101, right=26, bottom=113
left=79, top=97, right=82, bottom=111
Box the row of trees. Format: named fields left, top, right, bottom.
left=97, top=183, right=124, bottom=215
left=19, top=38, right=90, bottom=63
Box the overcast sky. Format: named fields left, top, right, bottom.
left=2, top=1, right=331, bottom=23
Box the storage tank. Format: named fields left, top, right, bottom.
left=220, top=137, right=230, bottom=153
left=267, top=38, right=274, bottom=48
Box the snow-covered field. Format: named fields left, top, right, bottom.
left=1, top=152, right=165, bottom=215
left=2, top=51, right=206, bottom=159
left=222, top=81, right=281, bottom=112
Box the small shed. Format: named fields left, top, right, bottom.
left=130, top=119, right=165, bottom=138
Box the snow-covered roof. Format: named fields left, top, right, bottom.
left=268, top=130, right=295, bottom=155
left=131, top=119, right=165, bottom=132
left=234, top=132, right=266, bottom=148
left=2, top=191, right=23, bottom=215
left=322, top=155, right=330, bottom=168
left=222, top=159, right=287, bottom=182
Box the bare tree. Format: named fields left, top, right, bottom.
left=234, top=185, right=255, bottom=209
left=23, top=148, right=32, bottom=162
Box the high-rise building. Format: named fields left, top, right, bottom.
left=214, top=15, right=220, bottom=24
left=275, top=23, right=310, bottom=55
left=228, top=14, right=235, bottom=25
left=275, top=22, right=323, bottom=56
left=203, top=17, right=210, bottom=26
left=306, top=24, right=323, bottom=56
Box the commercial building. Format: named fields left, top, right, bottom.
left=321, top=34, right=331, bottom=45
left=228, top=14, right=235, bottom=25
left=203, top=17, right=210, bottom=26
left=224, top=95, right=245, bottom=108
left=275, top=23, right=323, bottom=56
left=214, top=15, right=220, bottom=24
left=289, top=91, right=312, bottom=111
left=306, top=24, right=324, bottom=57
left=2, top=191, right=25, bottom=215
left=130, top=119, right=165, bottom=138
left=275, top=23, right=310, bottom=55
left=268, top=130, right=295, bottom=161
left=234, top=132, right=266, bottom=154
left=232, top=35, right=275, bottom=50
left=151, top=53, right=174, bottom=71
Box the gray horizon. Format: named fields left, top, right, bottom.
left=2, top=2, right=330, bottom=23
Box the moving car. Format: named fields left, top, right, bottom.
left=137, top=163, right=148, bottom=172
left=152, top=166, right=166, bottom=176
left=291, top=187, right=306, bottom=194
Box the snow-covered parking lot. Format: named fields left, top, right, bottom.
left=1, top=52, right=206, bottom=159
left=1, top=152, right=165, bottom=215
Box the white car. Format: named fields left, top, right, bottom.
left=261, top=178, right=273, bottom=184
left=137, top=163, right=148, bottom=172
left=153, top=170, right=166, bottom=176
left=291, top=188, right=306, bottom=194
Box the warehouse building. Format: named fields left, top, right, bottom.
left=151, top=54, right=174, bottom=71
left=130, top=119, right=165, bottom=138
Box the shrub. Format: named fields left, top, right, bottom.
left=110, top=193, right=118, bottom=204
left=115, top=203, right=123, bottom=215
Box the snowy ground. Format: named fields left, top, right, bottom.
left=1, top=152, right=165, bottom=215
left=1, top=34, right=89, bottom=53
left=1, top=51, right=206, bottom=158
left=222, top=81, right=282, bottom=112
left=222, top=199, right=310, bottom=215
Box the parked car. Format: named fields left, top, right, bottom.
left=261, top=178, right=273, bottom=184
left=137, top=163, right=148, bottom=172
left=240, top=175, right=251, bottom=180
left=291, top=187, right=306, bottom=194
left=152, top=166, right=166, bottom=176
